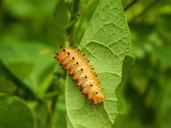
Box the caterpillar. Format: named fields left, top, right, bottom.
left=55, top=47, right=104, bottom=104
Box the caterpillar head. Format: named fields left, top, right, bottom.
left=93, top=90, right=104, bottom=105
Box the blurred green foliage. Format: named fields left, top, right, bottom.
left=114, top=0, right=171, bottom=128
left=0, top=0, right=171, bottom=128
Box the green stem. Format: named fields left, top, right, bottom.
left=66, top=0, right=80, bottom=44
left=124, top=0, right=138, bottom=12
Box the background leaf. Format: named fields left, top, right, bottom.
left=0, top=93, right=36, bottom=128
left=0, top=41, right=54, bottom=98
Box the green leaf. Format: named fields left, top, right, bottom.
left=0, top=93, right=36, bottom=128
left=0, top=41, right=54, bottom=98
left=66, top=0, right=131, bottom=127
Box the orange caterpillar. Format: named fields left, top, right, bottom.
left=55, top=47, right=104, bottom=104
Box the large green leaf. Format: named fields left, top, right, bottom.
left=0, top=93, right=36, bottom=128
left=0, top=42, right=54, bottom=98
left=66, top=0, right=131, bottom=127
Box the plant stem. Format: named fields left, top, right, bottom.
left=66, top=0, right=80, bottom=44
left=124, top=0, right=138, bottom=12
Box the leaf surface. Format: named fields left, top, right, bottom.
left=66, top=0, right=131, bottom=128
